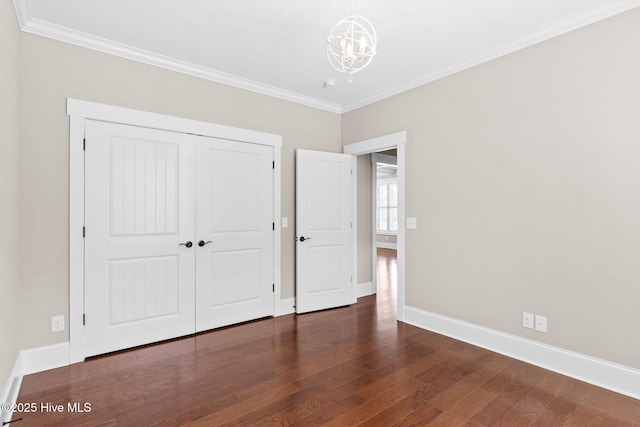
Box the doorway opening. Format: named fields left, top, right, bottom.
left=372, top=151, right=398, bottom=315
left=343, top=131, right=406, bottom=321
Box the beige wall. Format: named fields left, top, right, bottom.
left=16, top=33, right=341, bottom=350
left=7, top=0, right=640, bottom=378
left=343, top=8, right=640, bottom=369
left=357, top=155, right=372, bottom=283
left=0, top=0, right=21, bottom=395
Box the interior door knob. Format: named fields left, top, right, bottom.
left=299, top=236, right=311, bottom=242
left=179, top=241, right=193, bottom=248
left=198, top=240, right=213, bottom=247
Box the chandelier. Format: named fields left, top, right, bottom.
left=327, top=0, right=377, bottom=81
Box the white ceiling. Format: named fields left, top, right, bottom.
left=14, top=0, right=640, bottom=113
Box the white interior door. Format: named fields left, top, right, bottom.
left=296, top=149, right=354, bottom=314
left=194, top=137, right=274, bottom=332
left=84, top=121, right=196, bottom=357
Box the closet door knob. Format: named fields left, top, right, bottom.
left=198, top=240, right=213, bottom=247
left=179, top=241, right=193, bottom=248
left=299, top=236, right=311, bottom=242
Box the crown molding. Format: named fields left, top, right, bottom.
left=341, top=0, right=640, bottom=113
left=11, top=0, right=30, bottom=29
left=12, top=0, right=341, bottom=114
left=12, top=0, right=640, bottom=115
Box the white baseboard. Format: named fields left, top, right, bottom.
left=11, top=307, right=637, bottom=413
left=404, top=305, right=640, bottom=400
left=1, top=342, right=69, bottom=423
left=8, top=303, right=299, bottom=386
left=1, top=354, right=23, bottom=424
left=357, top=282, right=375, bottom=298
left=21, top=342, right=70, bottom=376
left=376, top=242, right=397, bottom=250
left=275, top=297, right=295, bottom=316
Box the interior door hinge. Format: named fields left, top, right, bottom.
left=272, top=161, right=275, bottom=169
left=272, top=284, right=275, bottom=292
left=82, top=226, right=86, bottom=238
left=272, top=222, right=275, bottom=231
left=83, top=314, right=86, bottom=325
left=83, top=138, right=86, bottom=150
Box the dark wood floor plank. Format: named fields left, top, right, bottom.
left=182, top=383, right=300, bottom=426
left=607, top=395, right=640, bottom=427
left=13, top=249, right=639, bottom=426
left=427, top=351, right=512, bottom=413
left=427, top=387, right=497, bottom=426
left=467, top=360, right=546, bottom=425
left=322, top=377, right=428, bottom=426
left=508, top=370, right=573, bottom=427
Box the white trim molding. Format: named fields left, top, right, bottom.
left=404, top=306, right=640, bottom=400
left=68, top=98, right=283, bottom=363
left=357, top=282, right=375, bottom=298
left=16, top=0, right=640, bottom=114
left=13, top=0, right=340, bottom=114
left=272, top=145, right=283, bottom=320
left=340, top=0, right=640, bottom=113
left=344, top=131, right=407, bottom=321
left=20, top=343, right=70, bottom=376
left=1, top=343, right=70, bottom=424
left=1, top=355, right=23, bottom=424
left=66, top=99, right=283, bottom=147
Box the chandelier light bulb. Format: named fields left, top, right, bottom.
left=346, top=40, right=354, bottom=60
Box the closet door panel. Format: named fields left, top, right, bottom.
left=84, top=121, right=196, bottom=357
left=195, top=138, right=274, bottom=331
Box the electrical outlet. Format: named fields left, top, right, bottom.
left=52, top=315, right=65, bottom=332
left=522, top=312, right=534, bottom=329
left=535, top=315, right=547, bottom=333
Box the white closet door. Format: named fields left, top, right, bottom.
left=296, top=149, right=354, bottom=314
left=84, top=121, right=196, bottom=357
left=194, top=137, right=274, bottom=332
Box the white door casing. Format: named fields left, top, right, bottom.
left=296, top=149, right=355, bottom=314
left=195, top=136, right=274, bottom=331
left=70, top=99, right=282, bottom=363
left=84, top=121, right=197, bottom=357
left=343, top=131, right=406, bottom=321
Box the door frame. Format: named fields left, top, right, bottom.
left=68, top=98, right=282, bottom=363
left=343, top=131, right=406, bottom=321
left=371, top=152, right=399, bottom=292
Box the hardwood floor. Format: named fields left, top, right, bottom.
left=13, top=250, right=640, bottom=426
left=376, top=248, right=397, bottom=314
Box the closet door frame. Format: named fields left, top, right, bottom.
left=68, top=98, right=282, bottom=363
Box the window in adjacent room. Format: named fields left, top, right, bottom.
left=377, top=179, right=398, bottom=233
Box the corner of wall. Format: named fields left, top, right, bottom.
left=0, top=353, right=23, bottom=424
left=0, top=0, right=24, bottom=422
